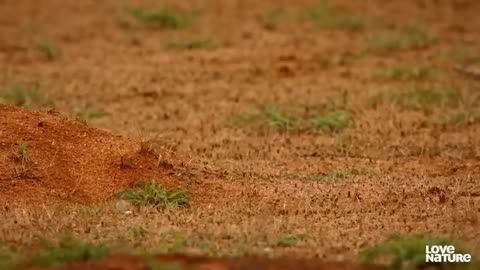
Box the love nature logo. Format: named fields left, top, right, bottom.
left=426, top=245, right=472, bottom=263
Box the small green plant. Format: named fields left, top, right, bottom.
left=301, top=1, right=364, bottom=31
left=366, top=26, right=438, bottom=52
left=12, top=141, right=34, bottom=179
left=261, top=106, right=295, bottom=131
left=75, top=108, right=110, bottom=121
left=0, top=82, right=51, bottom=109
left=15, top=142, right=28, bottom=162
left=162, top=39, right=212, bottom=50
left=274, top=235, right=302, bottom=247
left=114, top=180, right=189, bottom=208
left=124, top=7, right=192, bottom=29
left=0, top=244, right=20, bottom=270
left=31, top=236, right=108, bottom=267
left=312, top=111, right=352, bottom=132
left=128, top=226, right=149, bottom=238
left=360, top=234, right=466, bottom=269
left=377, top=64, right=436, bottom=80
left=33, top=37, right=60, bottom=61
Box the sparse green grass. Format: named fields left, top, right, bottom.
left=114, top=180, right=189, bottom=209
left=227, top=105, right=354, bottom=134
left=360, top=234, right=469, bottom=269
left=12, top=142, right=34, bottom=179
left=301, top=1, right=364, bottom=31
left=447, top=46, right=480, bottom=64
left=273, top=234, right=304, bottom=247
left=261, top=106, right=295, bottom=131
left=75, top=108, right=110, bottom=121
left=0, top=82, right=52, bottom=109
left=309, top=168, right=362, bottom=181
left=377, top=64, right=436, bottom=80
left=396, top=88, right=443, bottom=109
left=366, top=26, right=438, bottom=52
left=162, top=39, right=212, bottom=50
left=30, top=236, right=108, bottom=267
left=375, top=87, right=462, bottom=111
left=33, top=37, right=60, bottom=61
left=15, top=142, right=28, bottom=162
left=124, top=6, right=192, bottom=30
left=264, top=1, right=366, bottom=31
left=445, top=110, right=480, bottom=125
left=311, top=111, right=352, bottom=133
left=315, top=169, right=349, bottom=181
left=0, top=244, right=20, bottom=270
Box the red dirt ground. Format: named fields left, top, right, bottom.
left=39, top=254, right=385, bottom=270
left=0, top=104, right=385, bottom=269
left=0, top=104, right=226, bottom=206
left=36, top=255, right=385, bottom=270
left=1, top=0, right=480, bottom=269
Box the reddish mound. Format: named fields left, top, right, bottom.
left=0, top=104, right=195, bottom=205
left=44, top=254, right=385, bottom=270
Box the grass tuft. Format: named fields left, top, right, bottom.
left=114, top=180, right=189, bottom=209
left=0, top=82, right=52, bottom=109
left=12, top=141, right=34, bottom=179
left=0, top=245, right=20, bottom=270
left=377, top=64, right=436, bottom=80
left=301, top=1, right=364, bottom=31
left=33, top=37, right=60, bottom=61
left=360, top=234, right=466, bottom=269
left=274, top=235, right=302, bottom=248
left=124, top=7, right=192, bottom=30
left=31, top=236, right=108, bottom=267
left=445, top=110, right=480, bottom=125
left=374, top=87, right=462, bottom=112
left=15, top=142, right=28, bottom=162
left=366, top=26, right=438, bottom=52
left=261, top=106, right=295, bottom=131
left=226, top=103, right=354, bottom=134
left=311, top=111, right=352, bottom=132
